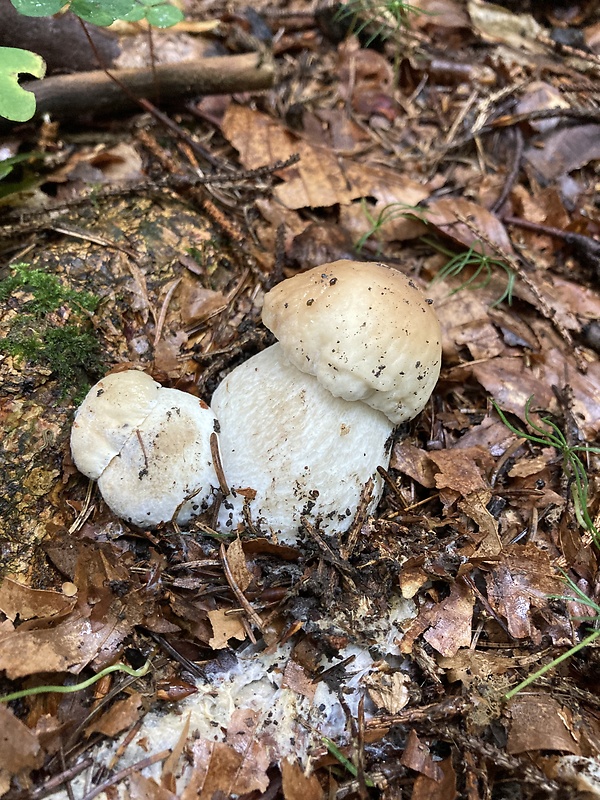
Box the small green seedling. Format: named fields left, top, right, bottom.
left=356, top=200, right=516, bottom=305
left=0, top=660, right=150, bottom=703
left=495, top=397, right=600, bottom=699
left=494, top=398, right=600, bottom=547
left=424, top=237, right=516, bottom=306
left=505, top=573, right=600, bottom=699
left=337, top=0, right=425, bottom=43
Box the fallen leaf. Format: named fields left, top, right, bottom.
left=86, top=692, right=143, bottom=738
left=429, top=448, right=492, bottom=495
left=390, top=442, right=436, bottom=488
left=424, top=197, right=515, bottom=257
left=281, top=758, right=324, bottom=800
left=525, top=124, right=600, bottom=182
left=468, top=0, right=544, bottom=51
left=507, top=695, right=580, bottom=755
left=0, top=704, right=43, bottom=774
left=401, top=729, right=444, bottom=780
left=128, top=772, right=178, bottom=800
left=226, top=537, right=253, bottom=593
left=485, top=544, right=564, bottom=640
left=182, top=734, right=269, bottom=800
left=0, top=578, right=75, bottom=622
left=282, top=659, right=317, bottom=702
left=0, top=612, right=124, bottom=678
left=364, top=670, right=410, bottom=714
left=208, top=608, right=247, bottom=650
left=411, top=756, right=457, bottom=800
left=402, top=582, right=474, bottom=657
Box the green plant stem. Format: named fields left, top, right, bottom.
left=320, top=733, right=376, bottom=788
left=504, top=630, right=600, bottom=700
left=0, top=661, right=150, bottom=703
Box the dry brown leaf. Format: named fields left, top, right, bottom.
left=182, top=729, right=269, bottom=800
left=458, top=490, right=502, bottom=557
left=161, top=713, right=190, bottom=793
left=411, top=756, right=457, bottom=800
left=208, top=608, right=247, bottom=650
left=424, top=197, right=515, bottom=256
left=0, top=578, right=75, bottom=622
left=506, top=695, right=581, bottom=755
left=485, top=544, right=564, bottom=640
left=282, top=659, right=317, bottom=702
left=525, top=124, right=600, bottom=182
left=0, top=704, right=43, bottom=774
left=281, top=758, right=325, bottom=800
left=422, top=582, right=474, bottom=657
left=364, top=670, right=410, bottom=714
left=390, top=442, right=436, bottom=488
left=429, top=448, right=492, bottom=496
left=128, top=772, right=178, bottom=800
left=468, top=0, right=544, bottom=51
left=85, top=692, right=143, bottom=738
left=411, top=0, right=471, bottom=30
left=0, top=612, right=125, bottom=678
left=401, top=582, right=474, bottom=657
left=226, top=537, right=253, bottom=593
left=472, top=357, right=556, bottom=423
left=400, top=729, right=444, bottom=780
left=222, top=105, right=429, bottom=213
left=225, top=708, right=271, bottom=792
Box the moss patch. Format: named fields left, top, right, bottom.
left=0, top=263, right=102, bottom=397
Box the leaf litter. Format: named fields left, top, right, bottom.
left=1, top=0, right=600, bottom=798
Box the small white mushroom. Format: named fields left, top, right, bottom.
left=213, top=260, right=442, bottom=542
left=71, top=370, right=220, bottom=527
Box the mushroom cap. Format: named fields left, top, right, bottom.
left=212, top=344, right=393, bottom=542
left=97, top=388, right=219, bottom=527
left=70, top=370, right=162, bottom=480
left=262, top=260, right=442, bottom=425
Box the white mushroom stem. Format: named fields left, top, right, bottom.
left=212, top=344, right=393, bottom=543
left=71, top=371, right=220, bottom=528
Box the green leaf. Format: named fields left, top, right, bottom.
left=0, top=152, right=44, bottom=181
left=145, top=3, right=183, bottom=27
left=69, top=0, right=136, bottom=25
left=10, top=0, right=66, bottom=17
left=121, top=4, right=145, bottom=20
left=0, top=47, right=46, bottom=122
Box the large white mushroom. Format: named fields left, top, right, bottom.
left=213, top=260, right=442, bottom=542
left=70, top=370, right=220, bottom=527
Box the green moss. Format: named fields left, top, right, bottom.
left=0, top=263, right=103, bottom=396
left=0, top=263, right=99, bottom=315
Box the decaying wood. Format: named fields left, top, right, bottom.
left=22, top=52, right=276, bottom=122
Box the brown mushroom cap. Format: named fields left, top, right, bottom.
left=262, top=260, right=442, bottom=425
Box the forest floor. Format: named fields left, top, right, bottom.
left=1, top=0, right=600, bottom=798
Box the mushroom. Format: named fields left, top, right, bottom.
left=70, top=370, right=220, bottom=527
left=213, top=260, right=442, bottom=542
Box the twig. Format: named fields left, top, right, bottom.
left=79, top=750, right=171, bottom=800
left=490, top=127, right=523, bottom=214
left=220, top=542, right=265, bottom=633
left=340, top=477, right=374, bottom=561
left=28, top=758, right=94, bottom=800
left=210, top=432, right=230, bottom=497
left=18, top=54, right=276, bottom=124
